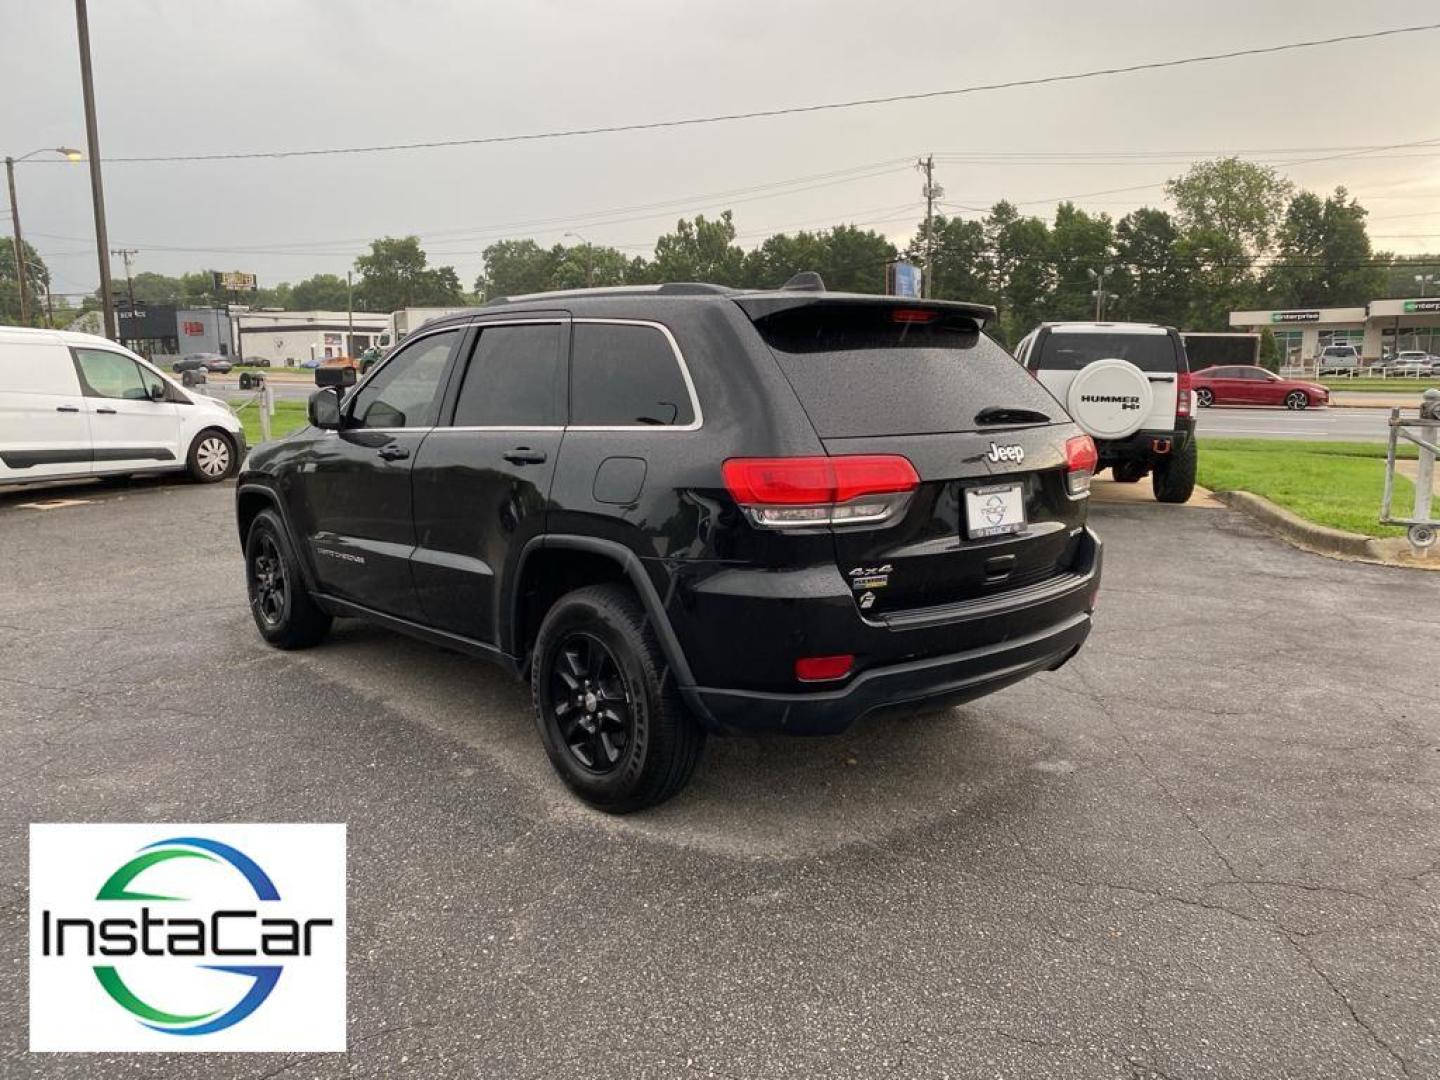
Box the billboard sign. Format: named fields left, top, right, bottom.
left=887, top=261, right=923, bottom=299
left=213, top=271, right=258, bottom=292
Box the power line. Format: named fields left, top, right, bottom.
left=66, top=22, right=1440, bottom=164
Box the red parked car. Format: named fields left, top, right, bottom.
left=1190, top=365, right=1329, bottom=410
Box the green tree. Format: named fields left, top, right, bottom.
left=909, top=214, right=991, bottom=304
left=1110, top=208, right=1189, bottom=327
left=475, top=239, right=558, bottom=299
left=1048, top=202, right=1114, bottom=321
left=0, top=239, right=51, bottom=325
left=650, top=211, right=746, bottom=285
left=1380, top=253, right=1440, bottom=297
left=550, top=243, right=636, bottom=290
left=290, top=273, right=353, bottom=310
left=1165, top=157, right=1292, bottom=255
left=1258, top=327, right=1280, bottom=372
left=984, top=202, right=1053, bottom=345
left=744, top=223, right=895, bottom=293
left=1264, top=187, right=1384, bottom=308
left=1176, top=228, right=1259, bottom=330
left=354, top=236, right=464, bottom=311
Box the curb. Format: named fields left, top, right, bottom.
left=1213, top=490, right=1438, bottom=570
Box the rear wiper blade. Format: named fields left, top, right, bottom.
left=974, top=406, right=1052, bottom=426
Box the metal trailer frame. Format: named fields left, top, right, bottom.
left=1380, top=408, right=1440, bottom=553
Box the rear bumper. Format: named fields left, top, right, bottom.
left=1095, top=419, right=1195, bottom=466
left=680, top=528, right=1102, bottom=736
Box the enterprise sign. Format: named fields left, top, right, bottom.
left=1270, top=311, right=1320, bottom=323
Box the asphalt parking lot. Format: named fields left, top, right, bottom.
left=2, top=479, right=1437, bottom=1079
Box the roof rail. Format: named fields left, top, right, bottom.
left=655, top=282, right=737, bottom=296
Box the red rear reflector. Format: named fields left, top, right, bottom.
left=1176, top=371, right=1193, bottom=418
left=891, top=308, right=938, bottom=324
left=795, top=654, right=854, bottom=682
left=722, top=456, right=919, bottom=506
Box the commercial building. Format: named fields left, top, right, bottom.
left=114, top=303, right=231, bottom=359
left=233, top=310, right=388, bottom=366
left=1229, top=296, right=1440, bottom=362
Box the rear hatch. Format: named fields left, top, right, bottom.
left=739, top=297, right=1089, bottom=617
left=1031, top=326, right=1184, bottom=434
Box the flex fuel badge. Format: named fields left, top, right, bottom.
left=849, top=565, right=892, bottom=591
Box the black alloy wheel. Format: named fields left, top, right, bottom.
left=548, top=632, right=633, bottom=773
left=250, top=532, right=288, bottom=628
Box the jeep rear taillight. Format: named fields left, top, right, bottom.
left=1176, top=371, right=1193, bottom=418
left=1064, top=435, right=1098, bottom=498
left=722, top=455, right=919, bottom=529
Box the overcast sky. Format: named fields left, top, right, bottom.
left=5, top=0, right=1440, bottom=299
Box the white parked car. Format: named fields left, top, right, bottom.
left=1316, top=344, right=1361, bottom=375
left=1386, top=350, right=1435, bottom=377
left=0, top=326, right=246, bottom=488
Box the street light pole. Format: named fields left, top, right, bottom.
left=74, top=0, right=116, bottom=340
left=4, top=147, right=83, bottom=327
left=1415, top=273, right=1435, bottom=298
left=1089, top=265, right=1115, bottom=321
left=346, top=271, right=355, bottom=355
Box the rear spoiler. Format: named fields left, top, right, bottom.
left=734, top=294, right=996, bottom=329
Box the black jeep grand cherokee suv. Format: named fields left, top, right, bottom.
left=236, top=278, right=1102, bottom=811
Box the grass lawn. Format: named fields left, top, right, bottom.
left=1197, top=438, right=1416, bottom=537
left=236, top=399, right=310, bottom=445
left=1318, top=377, right=1434, bottom=394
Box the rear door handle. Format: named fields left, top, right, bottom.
left=56, top=405, right=80, bottom=413
left=377, top=445, right=410, bottom=461
left=96, top=407, right=117, bottom=414
left=1147, top=375, right=1175, bottom=383
left=503, top=447, right=548, bottom=465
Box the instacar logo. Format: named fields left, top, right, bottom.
left=30, top=824, right=346, bottom=1053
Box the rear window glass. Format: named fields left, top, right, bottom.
left=1035, top=332, right=1180, bottom=373
left=753, top=304, right=1059, bottom=438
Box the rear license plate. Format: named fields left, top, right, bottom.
left=964, top=482, right=1026, bottom=538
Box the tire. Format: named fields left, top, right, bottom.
left=1196, top=387, right=1214, bottom=408
left=187, top=429, right=236, bottom=482
left=244, top=508, right=332, bottom=649
left=1285, top=390, right=1309, bottom=410
left=1152, top=437, right=1197, bottom=504
left=531, top=583, right=705, bottom=813
left=1111, top=463, right=1145, bottom=483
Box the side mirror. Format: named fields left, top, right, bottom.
left=148, top=382, right=166, bottom=401
left=308, top=387, right=343, bottom=430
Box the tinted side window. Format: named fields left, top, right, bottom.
left=1036, top=332, right=1179, bottom=373
left=452, top=323, right=563, bottom=427
left=570, top=323, right=695, bottom=427
left=73, top=349, right=148, bottom=400
left=350, top=330, right=457, bottom=429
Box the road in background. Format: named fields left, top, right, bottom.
left=1195, top=406, right=1394, bottom=441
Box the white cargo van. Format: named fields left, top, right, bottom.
left=0, top=326, right=246, bottom=488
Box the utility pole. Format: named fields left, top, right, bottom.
left=5, top=156, right=28, bottom=324
left=111, top=247, right=137, bottom=308
left=346, top=270, right=355, bottom=355
left=75, top=0, right=116, bottom=339
left=917, top=154, right=942, bottom=299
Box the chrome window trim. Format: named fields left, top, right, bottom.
left=566, top=318, right=703, bottom=432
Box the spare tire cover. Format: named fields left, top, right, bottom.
left=1065, top=358, right=1153, bottom=439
